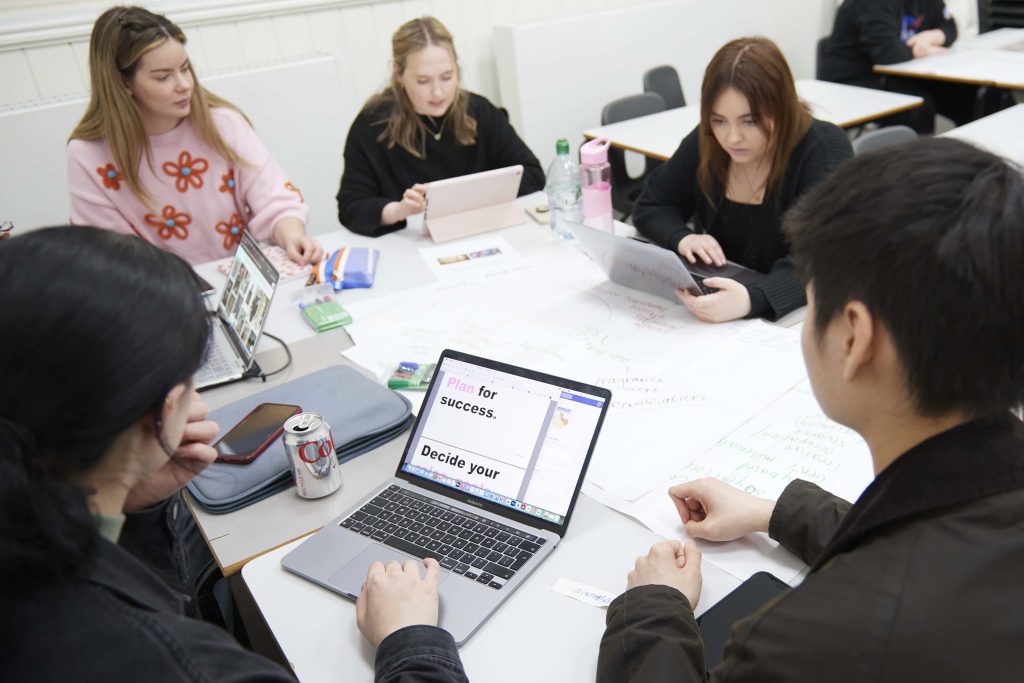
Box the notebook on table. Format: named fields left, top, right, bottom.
left=423, top=166, right=525, bottom=243
left=282, top=349, right=612, bottom=644
left=196, top=232, right=279, bottom=391
left=568, top=221, right=760, bottom=301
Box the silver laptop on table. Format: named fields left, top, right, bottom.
left=282, top=349, right=612, bottom=644
left=195, top=232, right=279, bottom=391
left=567, top=221, right=760, bottom=300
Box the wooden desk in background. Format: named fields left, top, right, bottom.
left=873, top=28, right=1024, bottom=90
left=583, top=79, right=923, bottom=161
left=940, top=104, right=1024, bottom=164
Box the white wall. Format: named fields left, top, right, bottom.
left=496, top=0, right=837, bottom=170
left=0, top=0, right=669, bottom=113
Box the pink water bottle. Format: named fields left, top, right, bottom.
left=580, top=137, right=613, bottom=232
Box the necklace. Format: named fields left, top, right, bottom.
left=425, top=116, right=444, bottom=141
left=731, top=160, right=768, bottom=204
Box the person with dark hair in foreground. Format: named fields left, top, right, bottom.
left=0, top=227, right=468, bottom=682
left=598, top=138, right=1024, bottom=681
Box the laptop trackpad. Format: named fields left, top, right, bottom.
left=328, top=545, right=451, bottom=597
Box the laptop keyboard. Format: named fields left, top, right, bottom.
left=340, top=484, right=547, bottom=590
left=196, top=333, right=239, bottom=385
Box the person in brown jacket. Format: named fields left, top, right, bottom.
left=598, top=137, right=1024, bottom=682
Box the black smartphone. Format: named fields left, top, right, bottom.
left=697, top=571, right=789, bottom=672
left=214, top=402, right=302, bottom=464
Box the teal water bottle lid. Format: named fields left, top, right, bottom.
left=555, top=138, right=570, bottom=155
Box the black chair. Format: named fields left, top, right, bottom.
left=600, top=92, right=666, bottom=220
left=851, top=125, right=917, bottom=155
left=642, top=65, right=685, bottom=109
left=815, top=36, right=829, bottom=80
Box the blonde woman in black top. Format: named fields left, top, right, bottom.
left=337, top=16, right=544, bottom=237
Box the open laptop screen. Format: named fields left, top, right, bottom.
left=399, top=353, right=608, bottom=529
left=217, top=233, right=278, bottom=362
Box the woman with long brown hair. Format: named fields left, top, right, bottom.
left=633, top=37, right=852, bottom=323
left=68, top=5, right=322, bottom=266
left=337, top=16, right=544, bottom=237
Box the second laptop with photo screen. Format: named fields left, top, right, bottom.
left=282, top=349, right=611, bottom=644
left=195, top=232, right=280, bottom=391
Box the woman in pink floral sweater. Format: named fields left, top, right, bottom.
left=68, top=5, right=323, bottom=266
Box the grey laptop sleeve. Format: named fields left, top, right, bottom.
left=187, top=365, right=413, bottom=513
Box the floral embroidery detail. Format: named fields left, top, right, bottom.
left=220, top=169, right=236, bottom=194
left=215, top=212, right=245, bottom=250
left=144, top=205, right=191, bottom=240
left=162, top=150, right=209, bottom=193
left=97, top=163, right=122, bottom=191
left=285, top=181, right=304, bottom=203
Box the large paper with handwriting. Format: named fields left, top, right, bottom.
left=342, top=251, right=875, bottom=581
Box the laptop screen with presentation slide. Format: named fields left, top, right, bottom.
left=397, top=351, right=610, bottom=534
left=280, top=350, right=612, bottom=644
left=195, top=233, right=279, bottom=390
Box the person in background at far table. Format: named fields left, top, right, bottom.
left=633, top=37, right=853, bottom=324
left=0, top=226, right=469, bottom=683
left=819, top=0, right=1001, bottom=133
left=67, top=5, right=323, bottom=266
left=598, top=137, right=1024, bottom=681
left=337, top=15, right=545, bottom=237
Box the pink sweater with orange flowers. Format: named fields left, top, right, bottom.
left=67, top=107, right=309, bottom=265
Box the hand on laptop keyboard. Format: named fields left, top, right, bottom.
left=341, top=485, right=546, bottom=590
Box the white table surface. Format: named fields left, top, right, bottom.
left=221, top=199, right=814, bottom=680
left=186, top=196, right=646, bottom=574
left=874, top=28, right=1024, bottom=89
left=582, top=79, right=923, bottom=160
left=940, top=104, right=1024, bottom=164
left=188, top=207, right=801, bottom=575
left=242, top=493, right=745, bottom=683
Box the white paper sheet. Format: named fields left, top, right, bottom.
left=418, top=236, right=523, bottom=283
left=584, top=379, right=875, bottom=582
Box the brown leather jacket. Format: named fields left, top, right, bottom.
left=598, top=415, right=1024, bottom=682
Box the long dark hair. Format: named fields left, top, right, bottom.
left=697, top=37, right=812, bottom=205
left=0, top=227, right=210, bottom=592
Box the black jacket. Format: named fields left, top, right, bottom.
left=1, top=499, right=468, bottom=683
left=820, top=0, right=958, bottom=83
left=632, top=120, right=852, bottom=320
left=336, top=92, right=545, bottom=236
left=597, top=415, right=1024, bottom=682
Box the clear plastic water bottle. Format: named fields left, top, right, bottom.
left=544, top=138, right=582, bottom=239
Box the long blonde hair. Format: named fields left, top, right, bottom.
left=69, top=5, right=248, bottom=205
left=366, top=16, right=477, bottom=158
left=697, top=37, right=812, bottom=205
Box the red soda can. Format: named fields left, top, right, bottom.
left=283, top=413, right=342, bottom=498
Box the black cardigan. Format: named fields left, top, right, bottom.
left=820, top=0, right=957, bottom=84
left=336, top=91, right=545, bottom=236
left=632, top=120, right=853, bottom=319
left=2, top=497, right=469, bottom=682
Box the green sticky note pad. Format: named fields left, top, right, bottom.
left=301, top=300, right=352, bottom=332
left=388, top=362, right=436, bottom=390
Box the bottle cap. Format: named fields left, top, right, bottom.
left=555, top=138, right=570, bottom=155
left=580, top=137, right=610, bottom=166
